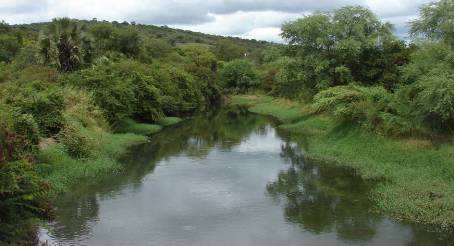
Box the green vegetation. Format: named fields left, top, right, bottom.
left=1, top=0, right=453, bottom=243
left=220, top=59, right=260, bottom=93
left=228, top=1, right=454, bottom=231
left=118, top=119, right=163, bottom=136
left=232, top=94, right=454, bottom=230
left=158, top=117, right=183, bottom=126
left=0, top=16, right=269, bottom=243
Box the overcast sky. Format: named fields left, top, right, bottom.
left=1, top=0, right=432, bottom=42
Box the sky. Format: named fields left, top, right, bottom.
left=0, top=0, right=432, bottom=42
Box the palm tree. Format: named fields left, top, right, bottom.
left=40, top=18, right=83, bottom=72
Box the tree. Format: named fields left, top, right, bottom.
left=213, top=39, right=246, bottom=61
left=0, top=21, right=22, bottom=63
left=280, top=6, right=399, bottom=97
left=220, top=59, right=259, bottom=92
left=410, top=0, right=454, bottom=45
left=41, top=18, right=83, bottom=72
left=112, top=27, right=141, bottom=58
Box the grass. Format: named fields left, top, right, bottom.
left=158, top=116, right=183, bottom=126
left=118, top=118, right=162, bottom=135
left=231, top=94, right=454, bottom=230
left=37, top=128, right=148, bottom=194
left=37, top=116, right=183, bottom=195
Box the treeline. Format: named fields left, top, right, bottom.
left=0, top=18, right=269, bottom=242
left=224, top=1, right=453, bottom=136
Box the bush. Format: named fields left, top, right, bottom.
left=313, top=85, right=367, bottom=122
left=57, top=121, right=96, bottom=159
left=0, top=160, right=49, bottom=242
left=62, top=87, right=109, bottom=131
left=220, top=59, right=259, bottom=92
left=3, top=80, right=65, bottom=136
left=313, top=85, right=394, bottom=132
left=0, top=105, right=39, bottom=162
left=12, top=113, right=40, bottom=146
left=149, top=62, right=204, bottom=115
left=69, top=60, right=163, bottom=124
left=414, top=72, right=454, bottom=131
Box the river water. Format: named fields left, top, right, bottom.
left=39, top=108, right=452, bottom=245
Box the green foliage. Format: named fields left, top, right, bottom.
left=0, top=32, right=22, bottom=63
left=149, top=62, right=205, bottom=115
left=69, top=59, right=163, bottom=124
left=43, top=18, right=85, bottom=72
left=278, top=6, right=405, bottom=97
left=112, top=27, right=141, bottom=58
left=139, top=37, right=173, bottom=62
left=220, top=59, right=259, bottom=92
left=313, top=85, right=399, bottom=133
left=414, top=72, right=454, bottom=131
left=213, top=39, right=246, bottom=61
left=57, top=121, right=96, bottom=159
left=410, top=0, right=454, bottom=45
left=118, top=118, right=162, bottom=135
left=3, top=80, right=65, bottom=136
left=0, top=159, right=48, bottom=242
left=179, top=44, right=221, bottom=104
left=12, top=113, right=41, bottom=146
left=158, top=117, right=183, bottom=126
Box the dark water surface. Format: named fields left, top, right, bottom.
left=40, top=108, right=451, bottom=245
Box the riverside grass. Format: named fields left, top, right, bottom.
left=231, top=94, right=454, bottom=231
left=37, top=117, right=183, bottom=195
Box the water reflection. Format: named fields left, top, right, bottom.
left=267, top=142, right=380, bottom=243
left=42, top=107, right=453, bottom=245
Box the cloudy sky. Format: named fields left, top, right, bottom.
left=1, top=0, right=432, bottom=42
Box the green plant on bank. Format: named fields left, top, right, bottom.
left=118, top=118, right=162, bottom=136
left=158, top=117, right=183, bottom=126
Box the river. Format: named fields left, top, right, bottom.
left=39, top=107, right=452, bottom=245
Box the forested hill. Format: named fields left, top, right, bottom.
left=7, top=19, right=271, bottom=62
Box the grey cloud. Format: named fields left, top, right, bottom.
left=205, top=0, right=364, bottom=14
left=0, top=0, right=427, bottom=42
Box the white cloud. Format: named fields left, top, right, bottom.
left=0, top=0, right=428, bottom=42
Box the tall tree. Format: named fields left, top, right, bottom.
left=410, top=0, right=454, bottom=45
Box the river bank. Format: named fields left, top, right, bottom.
left=230, top=94, right=454, bottom=231
left=38, top=117, right=183, bottom=196
left=5, top=117, right=182, bottom=244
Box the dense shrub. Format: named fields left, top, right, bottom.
left=313, top=85, right=394, bottom=131
left=179, top=44, right=221, bottom=104
left=69, top=60, right=163, bottom=124
left=0, top=104, right=48, bottom=242
left=220, top=59, right=259, bottom=92
left=57, top=121, right=95, bottom=159
left=3, top=80, right=65, bottom=136
left=0, top=159, right=49, bottom=242
left=0, top=31, right=21, bottom=63
left=414, top=72, right=454, bottom=131
left=62, top=87, right=109, bottom=131
left=149, top=62, right=205, bottom=115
